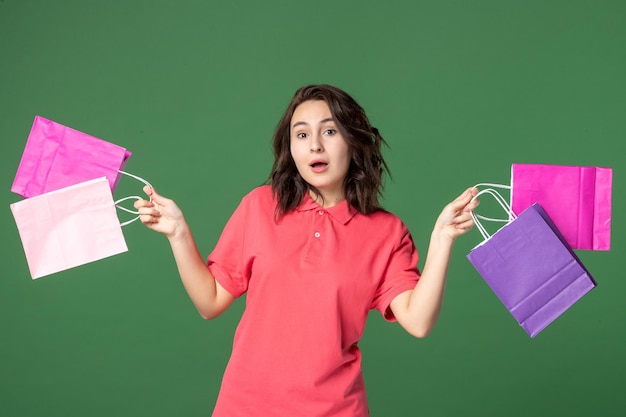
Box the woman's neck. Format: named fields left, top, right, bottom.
left=309, top=189, right=345, bottom=208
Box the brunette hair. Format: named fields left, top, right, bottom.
left=268, top=84, right=390, bottom=216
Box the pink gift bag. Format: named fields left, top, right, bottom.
left=11, top=116, right=131, bottom=198
left=511, top=164, right=612, bottom=251
left=10, top=177, right=129, bottom=279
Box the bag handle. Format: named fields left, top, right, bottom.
left=470, top=184, right=516, bottom=241
left=471, top=183, right=513, bottom=222
left=115, top=170, right=153, bottom=226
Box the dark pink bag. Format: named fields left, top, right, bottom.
left=12, top=116, right=131, bottom=198
left=511, top=163, right=612, bottom=250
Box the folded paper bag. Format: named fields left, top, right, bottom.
left=10, top=177, right=128, bottom=279
left=11, top=116, right=131, bottom=198
left=511, top=163, right=612, bottom=251
left=467, top=189, right=596, bottom=337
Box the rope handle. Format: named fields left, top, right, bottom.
left=470, top=184, right=516, bottom=241
left=114, top=170, right=153, bottom=226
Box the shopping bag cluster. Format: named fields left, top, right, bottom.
left=467, top=164, right=612, bottom=337
left=10, top=116, right=150, bottom=279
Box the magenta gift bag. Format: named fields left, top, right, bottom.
left=511, top=163, right=612, bottom=251
left=10, top=177, right=129, bottom=279
left=11, top=116, right=131, bottom=198
left=467, top=189, right=596, bottom=338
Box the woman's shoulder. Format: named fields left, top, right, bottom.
left=367, top=206, right=402, bottom=222
left=244, top=184, right=272, bottom=197
left=240, top=184, right=276, bottom=207
left=360, top=207, right=409, bottom=233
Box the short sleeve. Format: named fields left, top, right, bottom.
left=207, top=194, right=253, bottom=298
left=370, top=224, right=420, bottom=321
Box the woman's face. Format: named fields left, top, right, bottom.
left=289, top=100, right=351, bottom=206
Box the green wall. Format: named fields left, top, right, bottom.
left=1, top=1, right=624, bottom=416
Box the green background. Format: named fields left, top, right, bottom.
left=1, top=1, right=624, bottom=416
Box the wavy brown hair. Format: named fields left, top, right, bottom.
left=268, top=84, right=390, bottom=216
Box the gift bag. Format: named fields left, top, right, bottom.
left=10, top=177, right=130, bottom=279
left=11, top=115, right=131, bottom=198
left=467, top=188, right=596, bottom=338
left=511, top=163, right=612, bottom=251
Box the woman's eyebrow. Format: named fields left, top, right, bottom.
left=291, top=121, right=308, bottom=129
left=291, top=117, right=335, bottom=129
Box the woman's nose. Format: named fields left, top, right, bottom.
left=310, top=135, right=323, bottom=152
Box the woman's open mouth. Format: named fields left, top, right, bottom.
left=310, top=161, right=329, bottom=173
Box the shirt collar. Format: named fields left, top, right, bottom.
left=296, top=193, right=357, bottom=225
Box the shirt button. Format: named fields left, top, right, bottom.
left=318, top=210, right=324, bottom=215
left=314, top=232, right=321, bottom=238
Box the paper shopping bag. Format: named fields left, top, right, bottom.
left=11, top=116, right=131, bottom=198
left=467, top=202, right=596, bottom=338
left=511, top=163, right=612, bottom=250
left=10, top=177, right=128, bottom=279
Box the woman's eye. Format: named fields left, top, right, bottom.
left=324, top=129, right=336, bottom=135
left=297, top=132, right=307, bottom=139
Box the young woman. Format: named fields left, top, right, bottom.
left=134, top=84, right=478, bottom=416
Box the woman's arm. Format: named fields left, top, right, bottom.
left=389, top=187, right=478, bottom=337
left=134, top=186, right=235, bottom=319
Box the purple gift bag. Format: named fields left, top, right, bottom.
left=467, top=188, right=596, bottom=338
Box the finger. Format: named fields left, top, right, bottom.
left=451, top=211, right=474, bottom=225
left=147, top=187, right=171, bottom=206
left=134, top=199, right=154, bottom=210
left=462, top=187, right=478, bottom=202
left=139, top=214, right=154, bottom=225
left=137, top=206, right=161, bottom=216
left=454, top=216, right=475, bottom=230
left=463, top=196, right=480, bottom=212
left=139, top=212, right=160, bottom=225
left=448, top=187, right=476, bottom=211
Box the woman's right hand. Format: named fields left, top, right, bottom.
left=134, top=186, right=185, bottom=239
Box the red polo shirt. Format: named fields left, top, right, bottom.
left=208, top=185, right=420, bottom=417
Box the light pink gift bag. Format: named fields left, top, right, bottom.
left=511, top=163, right=612, bottom=251
left=11, top=177, right=129, bottom=279
left=11, top=116, right=131, bottom=198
